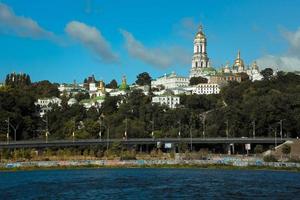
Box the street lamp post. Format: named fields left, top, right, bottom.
left=124, top=117, right=128, bottom=140
left=225, top=120, right=229, bottom=139
left=279, top=120, right=283, bottom=140
left=45, top=131, right=49, bottom=143
left=178, top=120, right=181, bottom=138
left=202, top=115, right=206, bottom=138
left=7, top=119, right=19, bottom=142
left=189, top=117, right=193, bottom=152
left=99, top=117, right=102, bottom=141
left=150, top=118, right=155, bottom=140
left=106, top=125, right=110, bottom=152
left=252, top=120, right=256, bottom=139
left=6, top=117, right=10, bottom=144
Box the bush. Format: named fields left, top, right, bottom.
left=282, top=144, right=291, bottom=155
left=254, top=145, right=263, bottom=154
left=263, top=155, right=278, bottom=162
left=120, top=151, right=136, bottom=160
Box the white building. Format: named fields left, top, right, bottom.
left=35, top=97, right=62, bottom=117
left=89, top=82, right=98, bottom=92
left=58, top=83, right=87, bottom=97
left=152, top=96, right=180, bottom=109
left=192, top=83, right=220, bottom=95
left=151, top=72, right=189, bottom=89
left=80, top=96, right=105, bottom=110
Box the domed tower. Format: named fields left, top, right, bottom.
left=98, top=80, right=106, bottom=93
left=251, top=61, right=259, bottom=71
left=232, top=50, right=245, bottom=73
left=224, top=61, right=231, bottom=73
left=190, top=25, right=210, bottom=78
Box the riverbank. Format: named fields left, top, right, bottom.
left=1, top=159, right=300, bottom=172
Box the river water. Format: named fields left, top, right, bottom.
left=0, top=168, right=299, bottom=199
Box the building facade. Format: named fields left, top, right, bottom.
left=152, top=96, right=180, bottom=109
left=151, top=72, right=189, bottom=89
left=35, top=97, right=62, bottom=117
left=192, top=83, right=220, bottom=95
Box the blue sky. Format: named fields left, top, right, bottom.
left=1, top=0, right=300, bottom=84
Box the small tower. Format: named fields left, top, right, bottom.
left=98, top=80, right=106, bottom=93
left=251, top=61, right=259, bottom=71
left=119, top=75, right=129, bottom=91
left=224, top=61, right=231, bottom=73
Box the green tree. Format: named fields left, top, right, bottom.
left=254, top=145, right=263, bottom=154
left=106, top=79, right=118, bottom=89
left=189, top=76, right=208, bottom=85
left=135, top=72, right=152, bottom=86
left=261, top=68, right=274, bottom=80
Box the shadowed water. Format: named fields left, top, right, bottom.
left=0, top=168, right=300, bottom=199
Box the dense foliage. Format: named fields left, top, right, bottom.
left=0, top=71, right=300, bottom=141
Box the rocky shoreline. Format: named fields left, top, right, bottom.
left=1, top=159, right=300, bottom=172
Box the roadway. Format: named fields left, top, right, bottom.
left=0, top=137, right=291, bottom=149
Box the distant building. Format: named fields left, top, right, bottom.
left=129, top=84, right=150, bottom=95
left=35, top=97, right=62, bottom=117
left=192, top=83, right=220, bottom=95
left=151, top=72, right=189, bottom=89
left=80, top=96, right=105, bottom=110
left=152, top=95, right=180, bottom=109
left=58, top=81, right=87, bottom=97
left=209, top=73, right=243, bottom=85
left=221, top=51, right=263, bottom=81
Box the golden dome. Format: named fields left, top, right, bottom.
left=233, top=50, right=244, bottom=69
left=195, top=25, right=206, bottom=40
left=252, top=61, right=259, bottom=70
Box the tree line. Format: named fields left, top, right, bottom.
left=0, top=70, right=300, bottom=141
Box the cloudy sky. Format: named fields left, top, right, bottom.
left=1, top=0, right=300, bottom=84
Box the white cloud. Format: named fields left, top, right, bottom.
left=65, top=21, right=118, bottom=63
left=120, top=29, right=190, bottom=68
left=257, top=27, right=300, bottom=71
left=0, top=3, right=55, bottom=40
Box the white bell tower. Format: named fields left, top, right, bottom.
left=190, top=25, right=210, bottom=78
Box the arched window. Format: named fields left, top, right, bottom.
left=196, top=46, right=199, bottom=52
left=195, top=62, right=198, bottom=67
